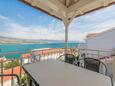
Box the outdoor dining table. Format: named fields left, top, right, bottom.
left=23, top=59, right=112, bottom=86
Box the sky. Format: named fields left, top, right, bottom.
left=0, top=0, right=115, bottom=42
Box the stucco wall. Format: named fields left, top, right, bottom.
left=86, top=29, right=115, bottom=51
left=85, top=28, right=115, bottom=57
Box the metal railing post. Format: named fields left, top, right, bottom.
left=51, top=52, right=53, bottom=59
left=1, top=61, right=3, bottom=86
left=85, top=49, right=87, bottom=58
left=98, top=50, right=100, bottom=59
left=55, top=52, right=57, bottom=59
left=19, top=58, right=23, bottom=85
left=11, top=60, right=14, bottom=86
left=28, top=57, right=29, bottom=63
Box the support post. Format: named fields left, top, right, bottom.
left=65, top=25, right=68, bottom=55
left=62, top=10, right=77, bottom=62
left=64, top=25, right=69, bottom=62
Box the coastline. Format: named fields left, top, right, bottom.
left=0, top=43, right=77, bottom=59
left=0, top=42, right=48, bottom=45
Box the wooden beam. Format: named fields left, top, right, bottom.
left=67, top=0, right=95, bottom=13
left=49, top=0, right=67, bottom=12
left=33, top=0, right=67, bottom=20
left=20, top=0, right=115, bottom=21
left=66, top=0, right=70, bottom=7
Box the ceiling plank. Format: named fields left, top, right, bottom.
left=20, top=0, right=115, bottom=21
left=66, top=0, right=70, bottom=7
left=48, top=0, right=67, bottom=12
left=67, top=0, right=96, bottom=13
left=67, top=0, right=115, bottom=18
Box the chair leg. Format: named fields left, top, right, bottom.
left=110, top=76, right=114, bottom=86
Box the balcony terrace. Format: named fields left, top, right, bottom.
left=0, top=48, right=114, bottom=86
left=0, top=0, right=115, bottom=86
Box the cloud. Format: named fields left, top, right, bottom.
left=68, top=5, right=115, bottom=41
left=0, top=15, right=9, bottom=21
left=17, top=14, right=24, bottom=19
left=0, top=16, right=65, bottom=40
left=0, top=5, right=115, bottom=42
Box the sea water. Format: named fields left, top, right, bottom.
left=0, top=43, right=78, bottom=59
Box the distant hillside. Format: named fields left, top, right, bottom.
left=0, top=36, right=76, bottom=44
left=0, top=36, right=48, bottom=44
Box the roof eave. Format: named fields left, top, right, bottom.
left=20, top=0, right=115, bottom=21
left=20, top=0, right=62, bottom=21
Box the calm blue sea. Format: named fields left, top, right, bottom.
left=0, top=43, right=77, bottom=59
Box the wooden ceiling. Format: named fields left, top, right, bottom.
left=58, top=0, right=80, bottom=7
left=20, top=0, right=115, bottom=23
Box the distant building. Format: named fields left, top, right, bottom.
left=86, top=28, right=115, bottom=51
left=0, top=57, right=6, bottom=61
left=79, top=27, right=115, bottom=58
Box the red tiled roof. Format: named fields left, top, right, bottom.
left=21, top=53, right=31, bottom=58
left=21, top=49, right=64, bottom=58
left=0, top=58, right=4, bottom=61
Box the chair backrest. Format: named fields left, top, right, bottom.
left=79, top=58, right=112, bottom=86
left=84, top=58, right=100, bottom=72
left=58, top=54, right=76, bottom=64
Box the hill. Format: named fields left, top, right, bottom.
left=0, top=36, right=76, bottom=44
left=0, top=36, right=47, bottom=44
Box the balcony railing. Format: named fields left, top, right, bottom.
left=0, top=48, right=67, bottom=86
left=79, top=48, right=113, bottom=61
left=0, top=48, right=114, bottom=86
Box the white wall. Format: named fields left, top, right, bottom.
left=86, top=29, right=115, bottom=51
left=85, top=28, right=115, bottom=57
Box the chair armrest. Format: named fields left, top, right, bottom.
left=0, top=74, right=20, bottom=86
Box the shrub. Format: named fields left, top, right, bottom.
left=21, top=75, right=30, bottom=86
left=4, top=60, right=20, bottom=70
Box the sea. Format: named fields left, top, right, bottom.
left=0, top=43, right=77, bottom=59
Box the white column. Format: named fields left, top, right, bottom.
left=62, top=10, right=77, bottom=58
left=65, top=25, right=68, bottom=55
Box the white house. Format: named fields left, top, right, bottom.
left=79, top=27, right=115, bottom=58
